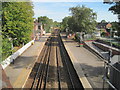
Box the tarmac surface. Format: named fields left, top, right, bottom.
left=4, top=33, right=50, bottom=88
left=61, top=35, right=108, bottom=88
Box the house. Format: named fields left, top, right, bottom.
left=97, top=22, right=112, bottom=30
left=33, top=19, right=45, bottom=40
left=34, top=19, right=38, bottom=31
left=30, top=19, right=39, bottom=40
left=94, top=22, right=112, bottom=37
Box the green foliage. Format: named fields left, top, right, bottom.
left=38, top=16, right=60, bottom=32
left=61, top=5, right=97, bottom=34
left=111, top=21, right=119, bottom=31
left=69, top=5, right=97, bottom=33
left=113, top=43, right=120, bottom=47
left=0, top=35, right=2, bottom=62
left=53, top=21, right=61, bottom=28
left=104, top=1, right=120, bottom=36
left=101, top=32, right=107, bottom=37
left=0, top=2, right=2, bottom=62
left=2, top=38, right=12, bottom=61
left=101, top=20, right=106, bottom=23
left=67, top=16, right=79, bottom=32
left=38, top=16, right=54, bottom=33
left=2, top=2, right=34, bottom=46
left=1, top=2, right=34, bottom=61
left=61, top=16, right=71, bottom=31
left=108, top=2, right=120, bottom=14
left=111, top=22, right=119, bottom=36
left=109, top=2, right=120, bottom=36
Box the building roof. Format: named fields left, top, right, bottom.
left=97, top=23, right=109, bottom=29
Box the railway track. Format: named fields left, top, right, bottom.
left=24, top=30, right=84, bottom=89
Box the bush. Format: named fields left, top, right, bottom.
left=74, top=33, right=80, bottom=42
left=2, top=38, right=12, bottom=61
left=95, top=39, right=120, bottom=49
left=101, top=32, right=107, bottom=37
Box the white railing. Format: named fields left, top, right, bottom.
left=1, top=40, right=34, bottom=69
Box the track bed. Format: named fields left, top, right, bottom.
left=24, top=30, right=84, bottom=89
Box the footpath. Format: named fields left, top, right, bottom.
left=61, top=34, right=108, bottom=89
left=4, top=33, right=50, bottom=88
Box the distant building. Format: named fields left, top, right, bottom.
left=34, top=19, right=38, bottom=31
left=97, top=22, right=112, bottom=30
left=30, top=19, right=38, bottom=40
left=33, top=19, right=45, bottom=40
left=94, top=22, right=112, bottom=37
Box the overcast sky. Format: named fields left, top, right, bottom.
left=32, top=1, right=118, bottom=22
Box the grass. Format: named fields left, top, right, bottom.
left=12, top=45, right=23, bottom=53
left=113, top=43, right=120, bottom=47
left=99, top=39, right=120, bottom=48
left=84, top=38, right=96, bottom=41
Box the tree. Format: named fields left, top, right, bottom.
left=108, top=2, right=120, bottom=14
left=111, top=21, right=119, bottom=36
left=61, top=16, right=71, bottom=31
left=38, top=16, right=54, bottom=33
left=2, top=2, right=34, bottom=46
left=101, top=20, right=107, bottom=23
left=53, top=21, right=60, bottom=28
left=109, top=2, right=120, bottom=36
left=0, top=1, right=2, bottom=61
left=111, top=22, right=119, bottom=31
left=67, top=16, right=79, bottom=32
left=2, top=2, right=34, bottom=61
left=69, top=5, right=97, bottom=33
left=104, top=1, right=120, bottom=36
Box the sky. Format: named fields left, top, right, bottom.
left=32, top=1, right=118, bottom=22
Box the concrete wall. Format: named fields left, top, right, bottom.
left=1, top=40, right=34, bottom=69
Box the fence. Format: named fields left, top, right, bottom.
left=0, top=40, right=34, bottom=69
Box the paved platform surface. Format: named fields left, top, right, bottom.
left=61, top=35, right=108, bottom=88
left=4, top=33, right=50, bottom=88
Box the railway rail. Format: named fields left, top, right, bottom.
left=24, top=30, right=84, bottom=89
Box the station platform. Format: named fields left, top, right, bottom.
left=4, top=33, right=50, bottom=88
left=61, top=34, right=108, bottom=89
